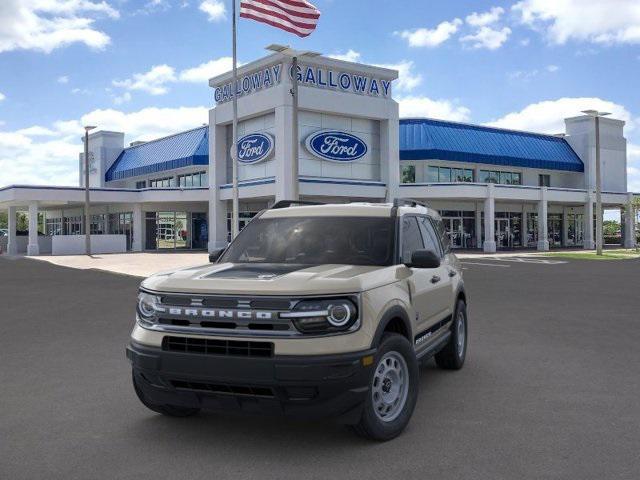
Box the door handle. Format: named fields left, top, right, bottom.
left=448, top=270, right=457, bottom=277
left=430, top=275, right=441, bottom=284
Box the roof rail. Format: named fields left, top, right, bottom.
left=393, top=198, right=430, bottom=209
left=271, top=200, right=325, bottom=209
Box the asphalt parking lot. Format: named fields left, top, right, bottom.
left=1, top=256, right=639, bottom=480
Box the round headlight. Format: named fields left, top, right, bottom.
left=327, top=303, right=352, bottom=327
left=137, top=292, right=158, bottom=319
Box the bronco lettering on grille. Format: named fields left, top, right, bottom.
left=156, top=306, right=276, bottom=321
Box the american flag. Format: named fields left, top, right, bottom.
left=240, top=0, right=321, bottom=38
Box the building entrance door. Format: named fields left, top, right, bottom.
left=495, top=218, right=513, bottom=249
left=444, top=218, right=464, bottom=249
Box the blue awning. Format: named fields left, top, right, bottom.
left=105, top=126, right=209, bottom=181
left=399, top=118, right=584, bottom=172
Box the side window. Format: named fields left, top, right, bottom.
left=431, top=217, right=451, bottom=254
left=418, top=217, right=442, bottom=257
left=401, top=216, right=424, bottom=264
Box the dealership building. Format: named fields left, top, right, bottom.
left=0, top=53, right=637, bottom=256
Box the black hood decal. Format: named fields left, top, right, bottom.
left=205, top=263, right=312, bottom=280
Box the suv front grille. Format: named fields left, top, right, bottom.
left=170, top=380, right=275, bottom=397
left=162, top=336, right=274, bottom=357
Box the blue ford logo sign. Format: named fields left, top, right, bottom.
left=235, top=133, right=274, bottom=164
left=305, top=131, right=368, bottom=162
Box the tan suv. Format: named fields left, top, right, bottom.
left=127, top=199, right=468, bottom=440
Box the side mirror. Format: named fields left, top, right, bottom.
left=209, top=248, right=225, bottom=263
left=407, top=249, right=441, bottom=269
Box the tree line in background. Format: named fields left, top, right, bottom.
left=0, top=212, right=44, bottom=233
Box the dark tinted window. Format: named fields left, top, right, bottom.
left=220, top=216, right=395, bottom=266
left=418, top=217, right=442, bottom=256
left=401, top=216, right=424, bottom=264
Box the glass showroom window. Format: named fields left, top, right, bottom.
left=46, top=218, right=63, bottom=236
left=428, top=166, right=473, bottom=183
left=109, top=212, right=133, bottom=250
left=539, top=174, right=550, bottom=187
left=178, top=171, right=207, bottom=188
left=90, top=214, right=107, bottom=235
left=135, top=181, right=147, bottom=189
left=149, top=177, right=175, bottom=188
left=480, top=170, right=521, bottom=185
left=401, top=165, right=415, bottom=183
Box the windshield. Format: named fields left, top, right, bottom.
left=219, top=216, right=395, bottom=266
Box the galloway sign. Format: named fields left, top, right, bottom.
left=213, top=61, right=394, bottom=104
left=234, top=133, right=275, bottom=164
left=214, top=64, right=282, bottom=104
left=305, top=131, right=368, bottom=163
left=292, top=64, right=392, bottom=99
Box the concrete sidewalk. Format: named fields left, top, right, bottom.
left=26, top=252, right=209, bottom=277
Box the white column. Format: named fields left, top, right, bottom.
left=483, top=185, right=496, bottom=253
left=537, top=187, right=549, bottom=251
left=475, top=202, right=482, bottom=250
left=624, top=193, right=637, bottom=248
left=7, top=206, right=18, bottom=255
left=208, top=116, right=230, bottom=251
left=380, top=110, right=400, bottom=202
left=584, top=195, right=595, bottom=249
left=274, top=104, right=295, bottom=201
left=132, top=204, right=143, bottom=252
left=27, top=203, right=40, bottom=256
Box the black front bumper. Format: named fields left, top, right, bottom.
left=126, top=341, right=376, bottom=423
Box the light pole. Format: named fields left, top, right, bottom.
left=266, top=44, right=321, bottom=201
left=83, top=125, right=96, bottom=255
left=581, top=110, right=610, bottom=256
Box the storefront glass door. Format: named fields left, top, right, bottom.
left=526, top=213, right=538, bottom=247
left=440, top=211, right=476, bottom=249
left=567, top=214, right=584, bottom=246
left=548, top=214, right=563, bottom=248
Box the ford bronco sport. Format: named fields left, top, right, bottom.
left=127, top=199, right=468, bottom=441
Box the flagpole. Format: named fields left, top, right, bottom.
left=291, top=55, right=299, bottom=201
left=231, top=0, right=240, bottom=240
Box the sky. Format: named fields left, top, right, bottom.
left=1, top=0, right=639, bottom=197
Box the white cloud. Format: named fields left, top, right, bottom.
left=486, top=97, right=635, bottom=134
left=396, top=19, right=463, bottom=48
left=461, top=26, right=511, bottom=50
left=508, top=65, right=560, bottom=81
left=0, top=0, right=119, bottom=54
left=113, top=91, right=132, bottom=105
left=113, top=64, right=177, bottom=95
left=0, top=92, right=5, bottom=102
left=328, top=50, right=362, bottom=63
left=199, top=0, right=226, bottom=22
left=0, top=106, right=209, bottom=187
left=112, top=57, right=234, bottom=96
left=513, top=0, right=640, bottom=45
left=57, top=75, right=69, bottom=84
left=520, top=38, right=531, bottom=46
left=179, top=57, right=234, bottom=82
left=466, top=7, right=504, bottom=27
left=398, top=96, right=471, bottom=122
left=373, top=60, right=422, bottom=93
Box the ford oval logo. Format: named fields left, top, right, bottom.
left=305, top=131, right=368, bottom=163
left=234, top=133, right=275, bottom=164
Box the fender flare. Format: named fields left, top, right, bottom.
left=370, top=305, right=413, bottom=348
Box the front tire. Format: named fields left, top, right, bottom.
left=435, top=299, right=468, bottom=370
left=352, top=333, right=419, bottom=441
left=132, top=372, right=201, bottom=417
